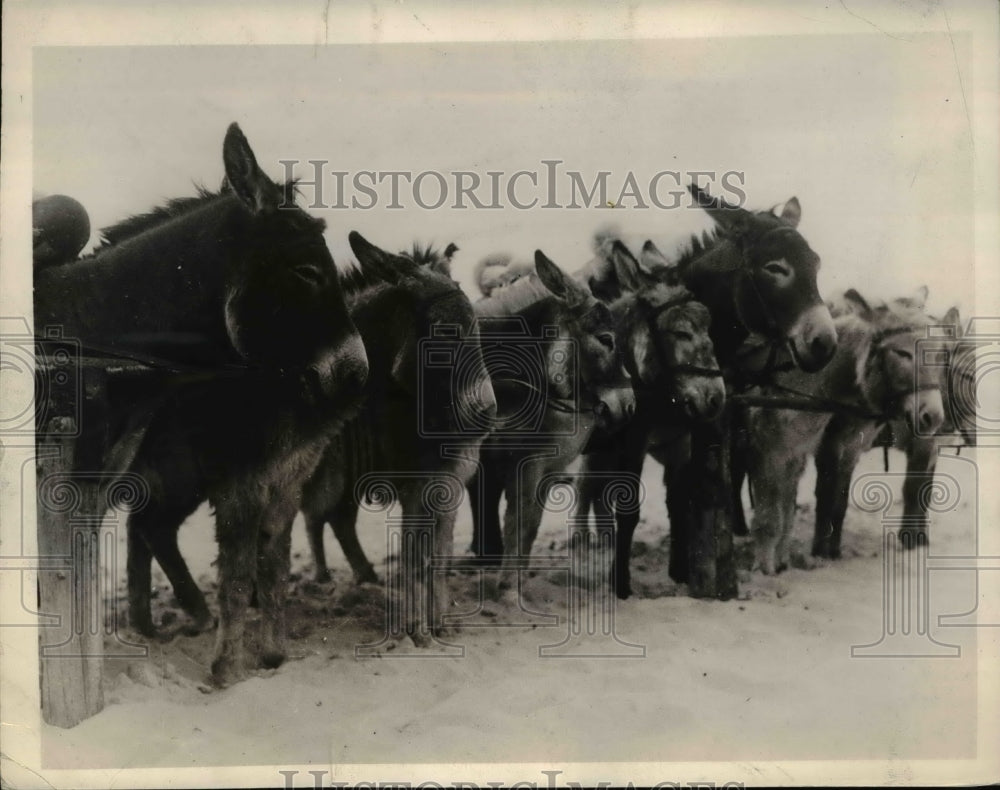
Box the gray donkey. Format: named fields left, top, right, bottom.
left=814, top=288, right=970, bottom=555
left=301, top=235, right=496, bottom=642
left=745, top=290, right=946, bottom=574
left=469, top=251, right=635, bottom=582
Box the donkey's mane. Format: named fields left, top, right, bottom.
left=339, top=250, right=458, bottom=300
left=474, top=271, right=555, bottom=318
left=401, top=242, right=445, bottom=267
left=673, top=208, right=790, bottom=274
left=94, top=179, right=314, bottom=252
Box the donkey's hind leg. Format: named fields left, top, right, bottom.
left=469, top=462, right=505, bottom=562
left=330, top=496, right=378, bottom=584
left=304, top=512, right=332, bottom=584
left=127, top=501, right=212, bottom=638
left=127, top=521, right=157, bottom=638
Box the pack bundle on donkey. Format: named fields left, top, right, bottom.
left=469, top=252, right=635, bottom=582
left=744, top=290, right=946, bottom=573
left=572, top=237, right=726, bottom=598
left=300, top=233, right=496, bottom=643
left=40, top=124, right=372, bottom=688
left=650, top=184, right=838, bottom=598
left=812, top=288, right=969, bottom=556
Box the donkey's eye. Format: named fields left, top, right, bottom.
left=763, top=261, right=791, bottom=277
left=292, top=263, right=325, bottom=286
left=596, top=332, right=615, bottom=351
left=672, top=330, right=694, bottom=342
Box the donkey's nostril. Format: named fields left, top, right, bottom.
left=811, top=334, right=835, bottom=364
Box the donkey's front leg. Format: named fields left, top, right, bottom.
left=499, top=464, right=550, bottom=593
left=900, top=436, right=937, bottom=549
left=210, top=494, right=259, bottom=686
left=256, top=503, right=297, bottom=670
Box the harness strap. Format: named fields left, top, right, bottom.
left=491, top=377, right=594, bottom=416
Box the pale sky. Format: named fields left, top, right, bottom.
left=34, top=34, right=975, bottom=318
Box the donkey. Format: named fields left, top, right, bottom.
left=815, top=290, right=970, bottom=554
left=572, top=238, right=725, bottom=598
left=469, top=251, right=635, bottom=581
left=301, top=234, right=496, bottom=641
left=745, top=291, right=945, bottom=574
left=47, top=124, right=371, bottom=686
left=655, top=183, right=838, bottom=597
left=126, top=236, right=473, bottom=658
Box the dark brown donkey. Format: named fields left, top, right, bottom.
left=301, top=234, right=496, bottom=641
left=469, top=252, right=635, bottom=584
left=48, top=124, right=372, bottom=687
left=746, top=291, right=945, bottom=573
left=660, top=183, right=837, bottom=598
left=573, top=237, right=725, bottom=598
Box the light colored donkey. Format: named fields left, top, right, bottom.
left=745, top=288, right=946, bottom=574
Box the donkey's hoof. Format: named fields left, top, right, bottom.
left=210, top=654, right=250, bottom=688
left=314, top=570, right=332, bottom=584
left=898, top=529, right=928, bottom=550
left=259, top=650, right=287, bottom=670
left=181, top=613, right=216, bottom=637
left=609, top=570, right=632, bottom=600
left=355, top=566, right=379, bottom=585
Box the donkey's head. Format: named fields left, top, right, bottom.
left=597, top=239, right=724, bottom=421
left=844, top=288, right=945, bottom=436
left=685, top=183, right=837, bottom=373
left=219, top=124, right=367, bottom=403
left=940, top=306, right=977, bottom=447
left=532, top=250, right=635, bottom=429
left=349, top=232, right=496, bottom=439
left=476, top=251, right=635, bottom=431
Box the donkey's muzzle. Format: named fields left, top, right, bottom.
left=903, top=389, right=945, bottom=437
left=594, top=385, right=636, bottom=431
left=682, top=382, right=725, bottom=421
left=307, top=333, right=369, bottom=405
left=788, top=304, right=837, bottom=373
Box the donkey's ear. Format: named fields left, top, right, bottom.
left=534, top=250, right=583, bottom=303
left=911, top=285, right=929, bottom=310
left=605, top=241, right=637, bottom=290
left=778, top=197, right=801, bottom=228
left=942, top=306, right=962, bottom=335
left=843, top=288, right=874, bottom=321
left=688, top=182, right=753, bottom=236
left=222, top=123, right=279, bottom=215
left=349, top=231, right=419, bottom=280
left=348, top=231, right=387, bottom=267
left=639, top=239, right=680, bottom=283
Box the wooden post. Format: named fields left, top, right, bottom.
left=687, top=405, right=739, bottom=600
left=36, top=363, right=109, bottom=728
